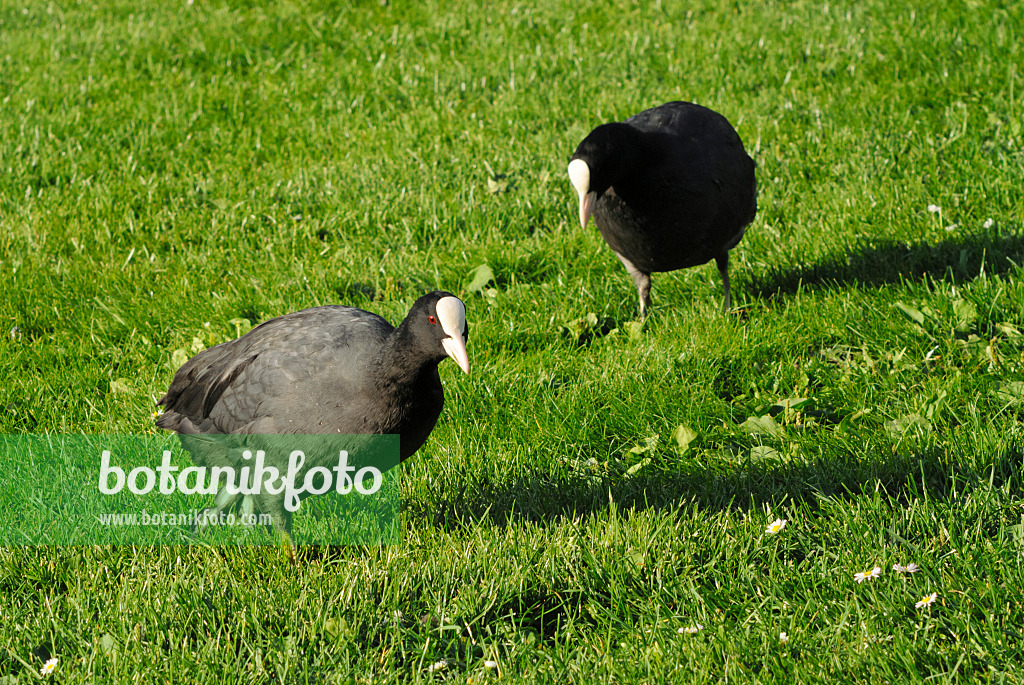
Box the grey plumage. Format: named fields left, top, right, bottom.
left=156, top=291, right=469, bottom=536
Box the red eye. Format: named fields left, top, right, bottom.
left=428, top=315, right=437, bottom=325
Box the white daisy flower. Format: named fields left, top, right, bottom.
left=484, top=660, right=498, bottom=669
left=854, top=566, right=882, bottom=583
left=927, top=204, right=941, bottom=213
left=765, top=518, right=788, bottom=535
left=678, top=624, right=703, bottom=634
left=427, top=659, right=448, bottom=672
left=983, top=218, right=994, bottom=229
left=893, top=562, right=920, bottom=574
left=779, top=631, right=790, bottom=644
left=915, top=592, right=938, bottom=609
left=40, top=658, right=58, bottom=676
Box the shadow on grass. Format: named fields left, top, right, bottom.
left=411, top=440, right=1024, bottom=531
left=748, top=231, right=1024, bottom=300
left=300, top=440, right=1024, bottom=650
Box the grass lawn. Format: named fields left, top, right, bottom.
left=2, top=0, right=1024, bottom=681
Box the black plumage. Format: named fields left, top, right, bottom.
left=568, top=101, right=757, bottom=316
left=155, top=290, right=469, bottom=536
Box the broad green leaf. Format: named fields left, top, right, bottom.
left=627, top=435, right=659, bottom=455
left=464, top=264, right=495, bottom=293
left=227, top=318, right=252, bottom=338
left=749, top=445, right=781, bottom=460
left=325, top=617, right=350, bottom=640
left=994, top=381, right=1024, bottom=406
left=922, top=389, right=948, bottom=420
left=838, top=408, right=870, bottom=432
left=109, top=379, right=131, bottom=394
left=488, top=178, right=507, bottom=194
left=996, top=322, right=1021, bottom=338
left=100, top=633, right=117, bottom=658
left=894, top=301, right=925, bottom=325
left=739, top=415, right=784, bottom=439
left=171, top=348, right=189, bottom=368
left=952, top=299, right=976, bottom=332
left=884, top=412, right=932, bottom=438
left=672, top=425, right=698, bottom=453
left=625, top=457, right=650, bottom=476
left=770, top=397, right=812, bottom=415
left=625, top=549, right=646, bottom=568
left=1008, top=519, right=1024, bottom=547
left=623, top=320, right=644, bottom=340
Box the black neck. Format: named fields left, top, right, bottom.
left=373, top=319, right=441, bottom=389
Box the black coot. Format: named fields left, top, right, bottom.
left=568, top=101, right=757, bottom=316
left=155, top=291, right=469, bottom=537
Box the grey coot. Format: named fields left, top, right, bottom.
left=568, top=101, right=757, bottom=316
left=155, top=290, right=469, bottom=537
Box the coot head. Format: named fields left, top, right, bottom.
left=405, top=291, right=470, bottom=374
left=568, top=123, right=643, bottom=227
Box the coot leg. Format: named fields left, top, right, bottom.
left=616, top=252, right=652, bottom=320
left=715, top=252, right=731, bottom=313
